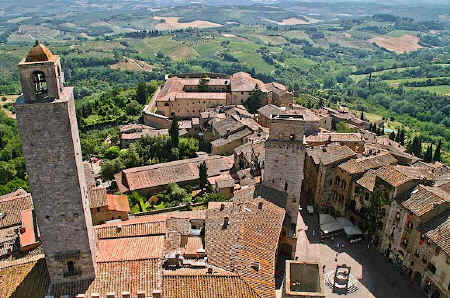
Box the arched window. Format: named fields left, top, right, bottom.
left=32, top=71, right=48, bottom=98
left=67, top=261, right=75, bottom=273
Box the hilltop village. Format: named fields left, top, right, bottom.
left=0, top=42, right=449, bottom=298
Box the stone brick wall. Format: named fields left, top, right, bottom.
left=91, top=207, right=128, bottom=225
left=263, top=117, right=306, bottom=225
left=15, top=87, right=96, bottom=285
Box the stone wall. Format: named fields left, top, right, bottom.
left=15, top=87, right=96, bottom=285
left=264, top=117, right=306, bottom=225
left=91, top=207, right=129, bottom=225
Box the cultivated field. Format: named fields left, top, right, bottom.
left=264, top=16, right=319, bottom=25
left=153, top=17, right=222, bottom=30
left=110, top=57, right=153, bottom=72
left=369, top=34, right=422, bottom=54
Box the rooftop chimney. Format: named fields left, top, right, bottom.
left=258, top=202, right=263, bottom=209
left=220, top=203, right=225, bottom=211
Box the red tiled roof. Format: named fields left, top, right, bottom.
left=120, top=155, right=234, bottom=192
left=0, top=190, right=33, bottom=229
left=106, top=194, right=130, bottom=213
left=52, top=259, right=162, bottom=297
left=0, top=257, right=49, bottom=298
left=338, top=153, right=397, bottom=175
left=205, top=197, right=285, bottom=298
left=402, top=185, right=450, bottom=217
left=89, top=187, right=107, bottom=209
left=418, top=210, right=450, bottom=256
left=96, top=220, right=166, bottom=239
left=97, top=235, right=165, bottom=262
left=163, top=274, right=260, bottom=298
left=356, top=169, right=377, bottom=191
left=19, top=209, right=39, bottom=249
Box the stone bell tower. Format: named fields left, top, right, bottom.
left=15, top=41, right=96, bottom=286
left=263, top=114, right=306, bottom=226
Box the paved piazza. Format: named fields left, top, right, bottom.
left=293, top=209, right=425, bottom=298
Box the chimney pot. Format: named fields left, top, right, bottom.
left=258, top=202, right=263, bottom=209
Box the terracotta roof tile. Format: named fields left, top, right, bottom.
left=418, top=210, right=450, bottom=256
left=163, top=274, right=260, bottom=298
left=121, top=155, right=234, bottom=192
left=52, top=259, right=162, bottom=297
left=205, top=197, right=284, bottom=298
left=89, top=187, right=107, bottom=209
left=0, top=258, right=49, bottom=298
left=338, top=153, right=397, bottom=175
left=402, top=185, right=450, bottom=217
left=24, top=41, right=54, bottom=62
left=97, top=236, right=165, bottom=262
left=96, top=221, right=166, bottom=239
left=356, top=169, right=377, bottom=191
left=0, top=190, right=33, bottom=229
left=106, top=194, right=130, bottom=212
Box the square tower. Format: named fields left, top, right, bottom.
left=263, top=114, right=306, bottom=226
left=15, top=41, right=96, bottom=286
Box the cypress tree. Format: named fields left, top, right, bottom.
left=389, top=131, right=395, bottom=141
left=433, top=139, right=441, bottom=162
left=169, top=113, right=180, bottom=148
left=424, top=144, right=433, bottom=162
left=360, top=111, right=364, bottom=120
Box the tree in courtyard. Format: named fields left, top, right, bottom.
left=389, top=131, right=395, bottom=141
left=360, top=111, right=365, bottom=120
left=408, top=136, right=422, bottom=158
left=243, top=87, right=266, bottom=114
left=424, top=144, right=433, bottom=162
left=198, top=161, right=208, bottom=190
left=135, top=82, right=148, bottom=105
left=331, top=117, right=337, bottom=131
left=100, top=158, right=124, bottom=181
left=433, top=139, right=441, bottom=162
left=169, top=113, right=179, bottom=148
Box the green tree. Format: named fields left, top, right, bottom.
left=169, top=113, right=180, bottom=148
left=433, top=139, right=441, bottom=162
left=100, top=158, right=124, bottom=180
left=424, top=144, right=433, bottom=162
left=105, top=145, right=120, bottom=160
left=389, top=131, right=395, bottom=141
left=120, top=144, right=143, bottom=168
left=198, top=161, right=208, bottom=190
left=135, top=82, right=148, bottom=105
left=243, top=88, right=266, bottom=114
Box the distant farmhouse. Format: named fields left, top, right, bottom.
left=153, top=72, right=293, bottom=118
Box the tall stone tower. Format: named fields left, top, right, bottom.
left=15, top=41, right=96, bottom=286
left=263, top=114, right=306, bottom=226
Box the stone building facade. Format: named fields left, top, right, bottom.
left=263, top=114, right=306, bottom=226
left=15, top=42, right=96, bottom=286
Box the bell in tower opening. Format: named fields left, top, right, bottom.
left=18, top=40, right=64, bottom=103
